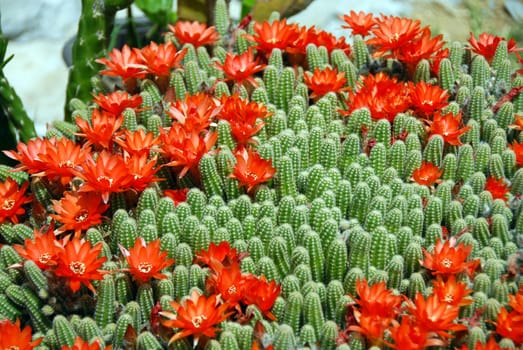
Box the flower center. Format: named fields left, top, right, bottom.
left=97, top=175, right=114, bottom=187
left=191, top=314, right=207, bottom=328
left=2, top=199, right=15, bottom=211
left=248, top=172, right=259, bottom=181
left=75, top=210, right=89, bottom=223
left=69, top=261, right=86, bottom=275
left=138, top=262, right=153, bottom=274
left=39, top=252, right=52, bottom=265
left=441, top=258, right=453, bottom=268
left=227, top=285, right=237, bottom=295
left=59, top=160, right=75, bottom=168
left=7, top=346, right=20, bottom=350
left=444, top=293, right=454, bottom=304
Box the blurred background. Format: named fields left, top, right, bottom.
left=0, top=0, right=522, bottom=136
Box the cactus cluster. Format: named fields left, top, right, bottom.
left=1, top=1, right=523, bottom=349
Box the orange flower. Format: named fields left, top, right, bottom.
left=121, top=238, right=175, bottom=283
left=136, top=41, right=186, bottom=77
left=61, top=336, right=111, bottom=350
left=468, top=32, right=522, bottom=63
left=218, top=95, right=272, bottom=145
left=345, top=72, right=410, bottom=122
left=409, top=81, right=449, bottom=118
left=230, top=147, right=276, bottom=193
left=408, top=292, right=467, bottom=340
left=215, top=48, right=266, bottom=87
left=50, top=192, right=109, bottom=236
left=428, top=111, right=470, bottom=146
left=75, top=110, right=124, bottom=150
left=96, top=44, right=147, bottom=81
left=168, top=21, right=219, bottom=47
left=461, top=337, right=503, bottom=350
left=421, top=237, right=479, bottom=277
left=244, top=19, right=300, bottom=54
left=396, top=27, right=446, bottom=74
left=14, top=226, right=63, bottom=270
left=412, top=161, right=443, bottom=187
left=124, top=153, right=161, bottom=192
left=54, top=237, right=107, bottom=293
left=352, top=279, right=403, bottom=319
left=432, top=275, right=473, bottom=307
left=35, top=137, right=87, bottom=185
left=161, top=290, right=233, bottom=343
left=366, top=15, right=422, bottom=58
left=196, top=241, right=241, bottom=268
left=161, top=125, right=218, bottom=179
left=75, top=151, right=133, bottom=203
left=240, top=274, right=281, bottom=320
left=509, top=114, right=523, bottom=131
left=0, top=318, right=43, bottom=350
left=485, top=176, right=510, bottom=202
left=494, top=305, right=523, bottom=344
left=304, top=67, right=347, bottom=100
left=341, top=10, right=376, bottom=37
left=206, top=261, right=244, bottom=307
left=92, top=91, right=142, bottom=117
left=308, top=28, right=352, bottom=55
left=388, top=317, right=445, bottom=350
left=509, top=140, right=523, bottom=166
left=163, top=188, right=189, bottom=205
left=0, top=179, right=32, bottom=225
left=114, top=129, right=161, bottom=157
left=3, top=137, right=48, bottom=174
left=167, top=92, right=221, bottom=133
left=349, top=312, right=394, bottom=346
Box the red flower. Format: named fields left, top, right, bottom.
left=92, top=91, right=142, bottom=117
left=509, top=140, right=523, bottom=166
left=345, top=72, right=410, bottom=122
left=409, top=81, right=449, bottom=118
left=230, top=147, right=276, bottom=193
left=432, top=275, right=473, bottom=307
left=124, top=153, right=161, bottom=192
left=121, top=238, right=175, bottom=283
left=428, top=111, right=470, bottom=146
left=215, top=48, right=266, bottom=87
left=167, top=93, right=221, bottom=133
left=412, top=161, right=443, bottom=187
left=388, top=317, right=445, bottom=350
left=460, top=337, right=503, bottom=350
left=168, top=21, right=220, bottom=48
left=341, top=10, right=376, bottom=37
left=468, top=32, right=522, bottom=63
left=96, top=44, right=147, bottom=81
left=75, top=151, right=133, bottom=203
left=494, top=306, right=523, bottom=344
left=304, top=67, right=347, bottom=100
left=218, top=95, right=272, bottom=145
left=407, top=292, right=467, bottom=340
left=34, top=136, right=86, bottom=186
left=3, top=137, right=48, bottom=174
left=13, top=226, right=63, bottom=270
left=75, top=110, right=124, bottom=150
left=50, top=192, right=109, bottom=236
left=163, top=188, right=189, bottom=206
left=206, top=261, right=244, bottom=307
left=421, top=237, right=479, bottom=277
left=509, top=114, right=523, bottom=131
left=136, top=41, right=186, bottom=77
left=244, top=19, right=301, bottom=54
left=0, top=318, right=43, bottom=350
left=485, top=176, right=510, bottom=202
left=196, top=241, right=241, bottom=268
left=352, top=279, right=403, bottom=319
left=160, top=290, right=233, bottom=343
left=240, top=274, right=281, bottom=320
left=0, top=179, right=32, bottom=224
left=349, top=313, right=393, bottom=346
left=308, top=28, right=352, bottom=55
left=161, top=125, right=218, bottom=179
left=114, top=129, right=161, bottom=157
left=367, top=15, right=422, bottom=58
left=61, top=336, right=111, bottom=350
left=54, top=237, right=107, bottom=293
left=396, top=27, right=446, bottom=74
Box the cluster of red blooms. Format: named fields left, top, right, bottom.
left=160, top=241, right=280, bottom=345
left=342, top=237, right=521, bottom=349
